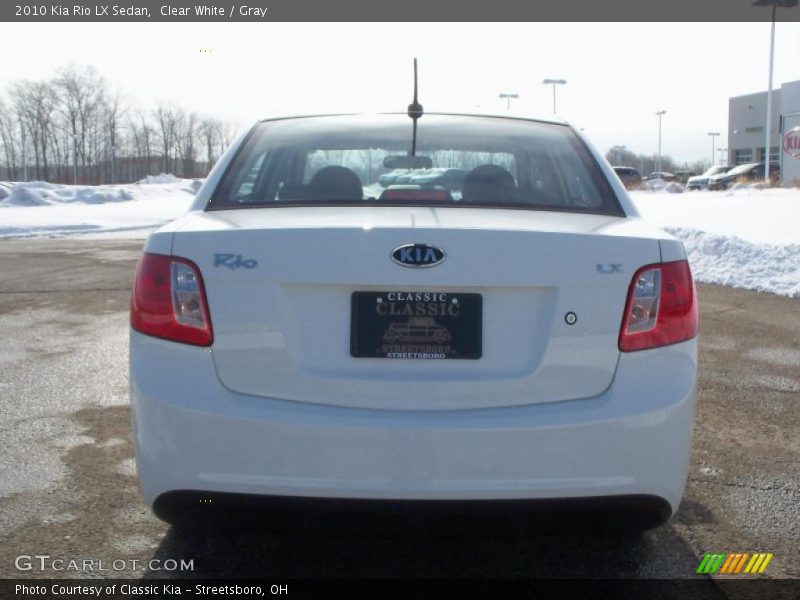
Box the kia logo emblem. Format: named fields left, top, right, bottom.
left=784, top=126, right=800, bottom=159
left=391, top=243, right=446, bottom=268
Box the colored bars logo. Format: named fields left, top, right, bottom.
left=696, top=553, right=773, bottom=575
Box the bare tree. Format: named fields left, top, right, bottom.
left=0, top=99, right=19, bottom=180
left=128, top=109, right=156, bottom=179
left=219, top=121, right=237, bottom=152
left=153, top=103, right=181, bottom=174
left=103, top=88, right=126, bottom=183
left=0, top=63, right=239, bottom=183
left=175, top=110, right=200, bottom=177
left=54, top=64, right=107, bottom=182
left=10, top=80, right=58, bottom=180
left=198, top=117, right=221, bottom=168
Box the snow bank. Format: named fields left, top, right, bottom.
left=631, top=187, right=799, bottom=246
left=0, top=177, right=199, bottom=239
left=664, top=227, right=800, bottom=298
left=632, top=187, right=800, bottom=298
left=137, top=173, right=179, bottom=185
left=6, top=181, right=133, bottom=206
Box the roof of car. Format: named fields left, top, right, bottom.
left=257, top=112, right=570, bottom=127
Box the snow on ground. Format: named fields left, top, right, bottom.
left=0, top=177, right=198, bottom=239
left=0, top=178, right=797, bottom=298
left=631, top=187, right=800, bottom=298
left=137, top=173, right=180, bottom=184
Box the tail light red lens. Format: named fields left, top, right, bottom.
left=131, top=253, right=213, bottom=346
left=619, top=259, right=698, bottom=352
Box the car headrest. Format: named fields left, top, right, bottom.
left=308, top=166, right=363, bottom=201
left=461, top=164, right=516, bottom=204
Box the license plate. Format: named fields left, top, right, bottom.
left=350, top=291, right=482, bottom=359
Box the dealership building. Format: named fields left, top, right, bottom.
left=728, top=79, right=800, bottom=187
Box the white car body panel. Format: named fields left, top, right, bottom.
left=131, top=331, right=696, bottom=511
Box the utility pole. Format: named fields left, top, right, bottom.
left=707, top=132, right=720, bottom=168
left=765, top=1, right=776, bottom=181
left=752, top=0, right=799, bottom=181
left=542, top=79, right=567, bottom=114
left=655, top=110, right=667, bottom=175
left=498, top=93, right=519, bottom=111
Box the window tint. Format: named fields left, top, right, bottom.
left=210, top=114, right=622, bottom=216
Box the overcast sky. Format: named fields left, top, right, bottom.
left=2, top=21, right=799, bottom=164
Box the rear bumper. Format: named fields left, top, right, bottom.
left=130, top=332, right=697, bottom=518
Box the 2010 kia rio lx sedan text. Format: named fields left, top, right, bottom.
left=130, top=113, right=698, bottom=533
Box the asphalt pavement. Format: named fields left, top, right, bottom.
left=0, top=237, right=798, bottom=580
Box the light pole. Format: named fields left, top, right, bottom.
left=655, top=110, right=667, bottom=175
left=752, top=0, right=798, bottom=181
left=707, top=132, right=720, bottom=168
left=498, top=93, right=519, bottom=111
left=542, top=79, right=567, bottom=114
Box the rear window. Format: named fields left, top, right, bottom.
left=209, top=114, right=623, bottom=216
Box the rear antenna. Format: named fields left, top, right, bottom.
left=408, top=58, right=423, bottom=156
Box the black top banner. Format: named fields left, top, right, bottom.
left=3, top=0, right=800, bottom=22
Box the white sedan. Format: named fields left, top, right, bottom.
left=130, top=113, right=698, bottom=533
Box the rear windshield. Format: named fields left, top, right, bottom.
left=209, top=114, right=623, bottom=216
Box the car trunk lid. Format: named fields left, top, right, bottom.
left=170, top=206, right=663, bottom=410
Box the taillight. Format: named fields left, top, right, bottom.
left=619, top=259, right=698, bottom=352
left=131, top=253, right=213, bottom=346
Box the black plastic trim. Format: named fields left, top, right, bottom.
left=154, top=491, right=673, bottom=537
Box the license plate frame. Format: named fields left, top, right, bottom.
left=350, top=291, right=482, bottom=359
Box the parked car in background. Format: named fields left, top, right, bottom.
left=612, top=166, right=642, bottom=189
left=409, top=167, right=467, bottom=190
left=378, top=168, right=410, bottom=187
left=686, top=166, right=733, bottom=191
left=674, top=171, right=698, bottom=184
left=707, top=162, right=779, bottom=191
left=642, top=171, right=675, bottom=182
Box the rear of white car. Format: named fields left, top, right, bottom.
left=130, top=114, right=698, bottom=532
